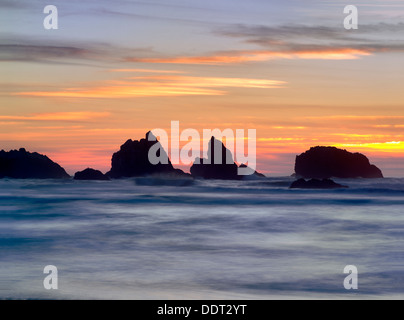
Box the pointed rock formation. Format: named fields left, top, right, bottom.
left=294, top=146, right=383, bottom=179
left=74, top=168, right=109, bottom=181
left=0, top=148, right=70, bottom=179
left=107, top=132, right=189, bottom=179
left=190, top=137, right=240, bottom=180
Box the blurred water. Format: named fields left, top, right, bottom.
left=0, top=177, right=404, bottom=299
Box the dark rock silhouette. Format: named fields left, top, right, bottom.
left=74, top=168, right=109, bottom=181
left=290, top=178, right=348, bottom=189
left=295, top=146, right=383, bottom=179
left=239, top=163, right=266, bottom=180
left=107, top=132, right=189, bottom=179
left=190, top=137, right=240, bottom=180
left=0, top=148, right=70, bottom=179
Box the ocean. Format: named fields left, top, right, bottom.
left=1, top=177, right=404, bottom=299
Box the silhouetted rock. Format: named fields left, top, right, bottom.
left=107, top=132, right=189, bottom=179
left=190, top=137, right=240, bottom=180
left=290, top=178, right=348, bottom=189
left=239, top=163, right=266, bottom=180
left=295, top=146, right=383, bottom=179
left=0, top=148, right=70, bottom=179
left=74, top=168, right=109, bottom=181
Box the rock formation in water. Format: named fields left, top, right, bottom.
left=190, top=137, right=240, bottom=180
left=74, top=168, right=110, bottom=181
left=290, top=178, right=348, bottom=189
left=107, top=132, right=189, bottom=179
left=294, top=146, right=383, bottom=179
left=239, top=163, right=266, bottom=180
left=0, top=148, right=70, bottom=179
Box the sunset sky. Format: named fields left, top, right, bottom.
left=1, top=0, right=404, bottom=176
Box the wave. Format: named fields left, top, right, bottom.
left=133, top=177, right=195, bottom=187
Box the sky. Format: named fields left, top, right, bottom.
left=1, top=0, right=404, bottom=176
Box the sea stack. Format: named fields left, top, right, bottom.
left=190, top=137, right=240, bottom=180
left=294, top=146, right=383, bottom=179
left=107, top=132, right=189, bottom=178
left=0, top=148, right=70, bottom=179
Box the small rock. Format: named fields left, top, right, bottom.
left=290, top=178, right=348, bottom=189
left=74, top=168, right=109, bottom=181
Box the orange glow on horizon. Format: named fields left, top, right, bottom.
left=333, top=141, right=404, bottom=153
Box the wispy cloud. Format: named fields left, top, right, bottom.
left=128, top=47, right=371, bottom=65
left=0, top=0, right=35, bottom=10
left=302, top=115, right=404, bottom=121
left=109, top=69, right=187, bottom=74
left=0, top=112, right=110, bottom=121
left=0, top=35, right=155, bottom=66
left=0, top=44, right=92, bottom=63
left=14, top=74, right=285, bottom=98
left=191, top=22, right=404, bottom=64
left=216, top=23, right=404, bottom=45
left=123, top=22, right=404, bottom=66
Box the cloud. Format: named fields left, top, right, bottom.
left=13, top=75, right=285, bottom=98
left=125, top=23, right=404, bottom=65
left=0, top=34, right=155, bottom=65
left=217, top=22, right=404, bottom=39
left=192, top=22, right=404, bottom=64
left=121, top=23, right=404, bottom=66
left=218, top=24, right=344, bottom=43
left=0, top=112, right=110, bottom=122
left=0, top=44, right=92, bottom=63
left=109, top=69, right=187, bottom=74
left=128, top=47, right=371, bottom=65
left=216, top=23, right=404, bottom=44
left=302, top=115, right=404, bottom=121
left=0, top=0, right=33, bottom=10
